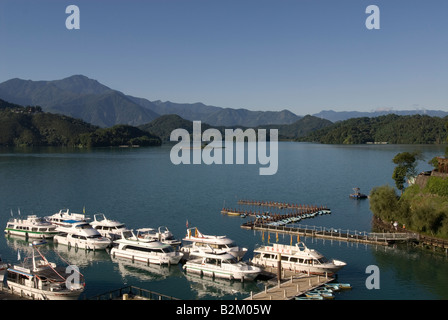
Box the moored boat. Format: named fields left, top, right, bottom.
left=45, top=209, right=89, bottom=227
left=90, top=213, right=129, bottom=240
left=4, top=215, right=59, bottom=239
left=4, top=240, right=85, bottom=300
left=136, top=226, right=181, bottom=248
left=54, top=221, right=111, bottom=250
left=182, top=251, right=261, bottom=282
left=181, top=227, right=247, bottom=260
left=110, top=230, right=183, bottom=265
left=251, top=242, right=346, bottom=275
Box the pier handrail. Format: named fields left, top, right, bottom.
left=247, top=222, right=419, bottom=244
left=88, top=285, right=179, bottom=300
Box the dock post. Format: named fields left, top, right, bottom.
left=277, top=253, right=282, bottom=287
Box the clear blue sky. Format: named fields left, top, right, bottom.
left=0, top=0, right=447, bottom=115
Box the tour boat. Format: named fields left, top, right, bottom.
left=182, top=251, right=261, bottom=282
left=110, top=230, right=183, bottom=266
left=45, top=209, right=89, bottom=227
left=5, top=240, right=85, bottom=300
left=90, top=213, right=129, bottom=240
left=4, top=215, right=59, bottom=239
left=53, top=221, right=111, bottom=250
left=136, top=226, right=181, bottom=248
left=181, top=227, right=247, bottom=260
left=251, top=242, right=346, bottom=275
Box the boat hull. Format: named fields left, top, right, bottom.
left=183, top=261, right=260, bottom=281
left=4, top=229, right=58, bottom=239
left=251, top=257, right=345, bottom=275
left=110, top=248, right=183, bottom=265
left=54, top=235, right=111, bottom=250
left=6, top=282, right=83, bottom=300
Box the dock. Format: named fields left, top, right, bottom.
left=242, top=222, right=418, bottom=246
left=245, top=268, right=334, bottom=300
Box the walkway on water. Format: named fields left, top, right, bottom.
left=245, top=268, right=334, bottom=300
left=242, top=222, right=419, bottom=246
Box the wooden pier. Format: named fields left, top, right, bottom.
left=245, top=268, right=334, bottom=300
left=242, top=222, right=418, bottom=246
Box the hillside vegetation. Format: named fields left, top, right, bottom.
left=0, top=99, right=161, bottom=147
left=298, top=114, right=448, bottom=144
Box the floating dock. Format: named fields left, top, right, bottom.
left=242, top=222, right=418, bottom=246
left=245, top=268, right=334, bottom=300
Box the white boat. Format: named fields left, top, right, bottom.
left=110, top=230, right=183, bottom=266
left=251, top=242, right=346, bottom=275
left=4, top=240, right=85, bottom=300
left=183, top=251, right=261, bottom=282
left=136, top=227, right=181, bottom=248
left=181, top=227, right=247, bottom=260
left=45, top=209, right=89, bottom=227
left=4, top=215, right=59, bottom=239
left=53, top=221, right=111, bottom=250
left=90, top=213, right=129, bottom=240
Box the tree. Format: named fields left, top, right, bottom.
left=392, top=151, right=423, bottom=194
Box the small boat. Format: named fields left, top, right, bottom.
left=182, top=251, right=261, bottom=282
left=4, top=240, right=85, bottom=300
left=326, top=282, right=351, bottom=290
left=136, top=227, right=181, bottom=248
left=45, top=209, right=89, bottom=227
left=110, top=230, right=183, bottom=266
left=251, top=242, right=346, bottom=275
left=54, top=221, right=111, bottom=250
left=349, top=188, right=368, bottom=199
left=90, top=213, right=129, bottom=241
left=181, top=227, right=247, bottom=260
left=4, top=215, right=59, bottom=239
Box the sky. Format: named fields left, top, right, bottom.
left=0, top=0, right=447, bottom=116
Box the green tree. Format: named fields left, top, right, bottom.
left=392, top=151, right=422, bottom=194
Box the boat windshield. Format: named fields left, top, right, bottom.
left=87, top=234, right=103, bottom=239
left=76, top=223, right=92, bottom=229
left=221, top=257, right=238, bottom=264
left=317, top=257, right=329, bottom=264
left=161, top=246, right=174, bottom=253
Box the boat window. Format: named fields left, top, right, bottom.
left=281, top=256, right=289, bottom=261
left=222, top=258, right=238, bottom=264
left=122, top=231, right=133, bottom=239
left=318, top=257, right=329, bottom=264
left=290, top=257, right=298, bottom=263
left=87, top=235, right=102, bottom=239
left=161, top=246, right=174, bottom=253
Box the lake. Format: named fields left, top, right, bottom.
left=1, top=142, right=448, bottom=300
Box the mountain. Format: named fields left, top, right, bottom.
left=128, top=97, right=301, bottom=126
left=0, top=75, right=302, bottom=128
left=0, top=98, right=161, bottom=147
left=313, top=109, right=448, bottom=122
left=139, top=114, right=332, bottom=142
left=0, top=75, right=160, bottom=127
left=299, top=114, right=448, bottom=144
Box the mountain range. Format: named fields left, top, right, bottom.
left=0, top=75, right=300, bottom=128
left=0, top=74, right=446, bottom=130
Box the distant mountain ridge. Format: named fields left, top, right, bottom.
left=313, top=109, right=448, bottom=122
left=0, top=75, right=301, bottom=128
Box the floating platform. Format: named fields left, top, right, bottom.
left=245, top=267, right=334, bottom=300
left=242, top=222, right=418, bottom=246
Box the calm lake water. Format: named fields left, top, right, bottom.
left=1, top=142, right=448, bottom=300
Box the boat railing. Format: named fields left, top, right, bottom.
left=87, top=285, right=179, bottom=300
